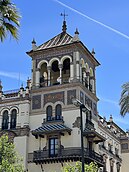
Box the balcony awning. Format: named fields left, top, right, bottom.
left=83, top=130, right=106, bottom=143
left=32, top=123, right=72, bottom=138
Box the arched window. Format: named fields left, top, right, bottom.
left=55, top=104, right=62, bottom=120
left=10, top=109, right=17, bottom=129
left=2, top=110, right=9, bottom=130
left=46, top=106, right=52, bottom=121
left=62, top=58, right=70, bottom=83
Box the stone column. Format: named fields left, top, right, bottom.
left=47, top=66, right=51, bottom=86
left=86, top=71, right=90, bottom=89
left=80, top=63, right=82, bottom=83
left=70, top=62, right=74, bottom=82
left=8, top=113, right=11, bottom=129
left=35, top=68, right=40, bottom=87
left=83, top=71, right=86, bottom=86
left=0, top=115, right=2, bottom=129
left=103, top=154, right=108, bottom=172
left=59, top=64, right=63, bottom=84
left=76, top=51, right=80, bottom=80
left=32, top=59, right=36, bottom=88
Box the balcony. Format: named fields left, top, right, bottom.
left=32, top=147, right=104, bottom=166
left=40, top=76, right=70, bottom=88
left=43, top=116, right=64, bottom=124
left=85, top=119, right=94, bottom=130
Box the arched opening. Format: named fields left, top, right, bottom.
left=62, top=58, right=70, bottom=84
left=84, top=63, right=90, bottom=88
left=10, top=109, right=17, bottom=129
left=2, top=110, right=9, bottom=130
left=55, top=104, right=62, bottom=120
left=89, top=68, right=94, bottom=92
left=51, top=60, right=60, bottom=85
left=40, top=63, right=48, bottom=87
left=46, top=105, right=52, bottom=121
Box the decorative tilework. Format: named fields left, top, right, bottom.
left=32, top=95, right=41, bottom=109
left=44, top=92, right=64, bottom=105
left=67, top=90, right=76, bottom=105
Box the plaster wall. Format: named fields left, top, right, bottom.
left=14, top=136, right=28, bottom=170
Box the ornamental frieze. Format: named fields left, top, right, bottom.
left=67, top=89, right=76, bottom=105
left=44, top=92, right=64, bottom=105
left=32, top=95, right=41, bottom=110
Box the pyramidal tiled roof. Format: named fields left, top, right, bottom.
left=36, top=32, right=73, bottom=50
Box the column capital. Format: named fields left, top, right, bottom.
left=58, top=64, right=63, bottom=69
left=47, top=66, right=51, bottom=71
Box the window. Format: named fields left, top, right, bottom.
left=115, top=147, right=119, bottom=156
left=86, top=111, right=92, bottom=122
left=46, top=106, right=52, bottom=121
left=108, top=144, right=112, bottom=153
left=10, top=109, right=17, bottom=129
left=55, top=104, right=62, bottom=120
left=88, top=141, right=92, bottom=151
left=121, top=143, right=128, bottom=150
left=2, top=110, right=9, bottom=130
left=110, top=159, right=114, bottom=172
left=49, top=138, right=58, bottom=157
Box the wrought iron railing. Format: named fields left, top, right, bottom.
left=85, top=119, right=94, bottom=129
left=33, top=147, right=103, bottom=164
left=43, top=116, right=64, bottom=123
left=3, top=89, right=19, bottom=98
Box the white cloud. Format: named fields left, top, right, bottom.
left=0, top=71, right=28, bottom=82
left=98, top=95, right=119, bottom=108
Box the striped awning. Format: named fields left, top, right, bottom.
left=32, top=123, right=72, bottom=137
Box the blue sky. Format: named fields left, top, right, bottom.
left=1, top=0, right=129, bottom=130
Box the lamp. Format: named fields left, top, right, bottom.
left=72, top=99, right=91, bottom=172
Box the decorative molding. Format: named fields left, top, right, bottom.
left=72, top=117, right=80, bottom=128
left=0, top=126, right=30, bottom=138
left=32, top=95, right=41, bottom=110
left=44, top=92, right=64, bottom=106
left=67, top=89, right=76, bottom=105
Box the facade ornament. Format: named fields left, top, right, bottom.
left=32, top=38, right=37, bottom=51
left=72, top=28, right=80, bottom=42
left=61, top=11, right=68, bottom=33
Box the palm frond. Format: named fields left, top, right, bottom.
left=3, top=22, right=18, bottom=40
left=0, top=25, right=6, bottom=42
left=0, top=0, right=20, bottom=41
left=119, top=82, right=129, bottom=116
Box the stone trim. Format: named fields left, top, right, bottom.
left=0, top=125, right=30, bottom=137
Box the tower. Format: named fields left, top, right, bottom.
left=26, top=18, right=105, bottom=171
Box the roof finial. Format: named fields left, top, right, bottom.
left=72, top=28, right=80, bottom=42
left=109, top=114, right=113, bottom=122
left=32, top=38, right=37, bottom=51
left=0, top=80, right=3, bottom=92
left=61, top=10, right=68, bottom=33
left=91, top=48, right=95, bottom=56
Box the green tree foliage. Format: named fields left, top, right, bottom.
left=0, top=0, right=20, bottom=42
left=0, top=134, right=24, bottom=172
left=119, top=82, right=129, bottom=116
left=62, top=161, right=98, bottom=172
